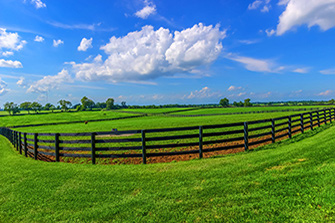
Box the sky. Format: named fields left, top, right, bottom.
left=1, top=0, right=335, bottom=106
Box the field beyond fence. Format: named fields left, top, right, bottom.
left=1, top=108, right=334, bottom=164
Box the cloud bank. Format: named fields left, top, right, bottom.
left=71, top=23, right=225, bottom=83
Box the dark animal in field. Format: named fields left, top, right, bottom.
left=85, top=121, right=88, bottom=124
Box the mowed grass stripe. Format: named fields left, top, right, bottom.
left=1, top=124, right=335, bottom=222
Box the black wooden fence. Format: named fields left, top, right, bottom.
left=1, top=108, right=334, bottom=164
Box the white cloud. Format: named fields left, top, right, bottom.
left=276, top=0, right=335, bottom=35
left=248, top=0, right=271, bottom=12
left=318, top=90, right=332, bottom=96
left=135, top=0, right=156, bottom=19
left=227, top=85, right=243, bottom=91
left=293, top=68, right=309, bottom=73
left=0, top=59, right=23, bottom=68
left=226, top=54, right=283, bottom=73
left=0, top=28, right=26, bottom=51
left=53, top=39, right=64, bottom=47
left=248, top=0, right=262, bottom=10
left=0, top=78, right=8, bottom=96
left=265, top=29, right=275, bottom=36
left=16, top=77, right=27, bottom=88
left=30, top=0, right=46, bottom=9
left=78, top=38, right=93, bottom=51
left=27, top=69, right=72, bottom=93
left=72, top=23, right=225, bottom=83
left=2, top=51, right=14, bottom=57
left=320, top=68, right=335, bottom=75
left=185, top=87, right=222, bottom=99
left=34, top=35, right=44, bottom=42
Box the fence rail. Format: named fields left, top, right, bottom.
left=1, top=108, right=335, bottom=164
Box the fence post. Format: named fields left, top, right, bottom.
left=288, top=116, right=292, bottom=139
left=310, top=112, right=313, bottom=130
left=141, top=130, right=147, bottom=164
left=300, top=114, right=304, bottom=133
left=19, top=132, right=22, bottom=154
left=34, top=133, right=38, bottom=160
left=55, top=133, right=60, bottom=162
left=24, top=133, right=27, bottom=157
left=244, top=122, right=249, bottom=151
left=317, top=111, right=320, bottom=127
left=91, top=133, right=96, bottom=165
left=199, top=126, right=203, bottom=159
left=271, top=119, right=275, bottom=143
left=13, top=131, right=17, bottom=150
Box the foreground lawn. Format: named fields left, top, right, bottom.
left=1, top=124, right=335, bottom=222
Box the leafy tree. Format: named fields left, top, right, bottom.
left=4, top=102, right=20, bottom=116
left=219, top=98, right=229, bottom=107
left=244, top=98, right=252, bottom=107
left=81, top=96, right=95, bottom=110
left=20, top=102, right=32, bottom=114
left=58, top=100, right=72, bottom=111
left=96, top=102, right=107, bottom=109
left=44, top=103, right=53, bottom=111
left=30, top=102, right=42, bottom=113
left=329, top=99, right=335, bottom=104
left=121, top=101, right=127, bottom=108
left=106, top=98, right=114, bottom=110
left=50, top=105, right=56, bottom=112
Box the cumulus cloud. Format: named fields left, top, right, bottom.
left=27, top=69, right=72, bottom=93
left=184, top=87, right=222, bottom=99
left=0, top=59, right=23, bottom=68
left=2, top=51, right=14, bottom=57
left=34, top=35, right=44, bottom=42
left=16, top=77, right=27, bottom=88
left=78, top=38, right=93, bottom=51
left=226, top=54, right=284, bottom=73
left=227, top=86, right=243, bottom=91
left=0, top=78, right=8, bottom=96
left=0, top=28, right=27, bottom=51
left=318, top=90, right=332, bottom=96
left=135, top=0, right=156, bottom=19
left=320, top=68, right=335, bottom=75
left=248, top=0, right=271, bottom=12
left=265, top=29, right=275, bottom=37
left=71, top=23, right=225, bottom=83
left=276, top=0, right=335, bottom=35
left=53, top=39, right=64, bottom=47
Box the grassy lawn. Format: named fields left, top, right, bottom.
left=16, top=110, right=306, bottom=133
left=0, top=110, right=137, bottom=127
left=175, top=105, right=335, bottom=115
left=1, top=123, right=335, bottom=222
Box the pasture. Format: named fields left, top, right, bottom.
left=0, top=122, right=335, bottom=222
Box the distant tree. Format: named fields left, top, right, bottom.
left=44, top=103, right=53, bottom=111
left=244, top=98, right=252, bottom=107
left=50, top=105, right=56, bottom=112
left=30, top=102, right=42, bottom=113
left=81, top=96, right=95, bottom=110
left=96, top=102, right=107, bottom=109
left=121, top=101, right=127, bottom=108
left=4, top=102, right=20, bottom=116
left=329, top=99, right=335, bottom=104
left=20, top=102, right=32, bottom=114
left=219, top=98, right=229, bottom=107
left=58, top=100, right=72, bottom=111
left=106, top=98, right=114, bottom=110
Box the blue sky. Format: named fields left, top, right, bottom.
left=1, top=0, right=335, bottom=106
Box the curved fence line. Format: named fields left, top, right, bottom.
left=1, top=108, right=334, bottom=165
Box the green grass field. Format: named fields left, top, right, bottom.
left=0, top=110, right=137, bottom=127
left=15, top=110, right=307, bottom=133
left=1, top=122, right=334, bottom=222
